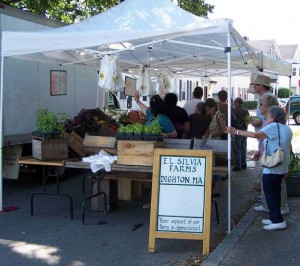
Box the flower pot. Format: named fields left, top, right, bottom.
left=286, top=174, right=300, bottom=197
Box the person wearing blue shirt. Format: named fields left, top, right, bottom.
left=134, top=92, right=177, bottom=138
left=227, top=106, right=293, bottom=231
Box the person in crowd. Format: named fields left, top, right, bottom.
left=250, top=74, right=273, bottom=131
left=134, top=91, right=177, bottom=138
left=183, top=86, right=204, bottom=116
left=217, top=90, right=239, bottom=139
left=250, top=74, right=274, bottom=202
left=189, top=102, right=211, bottom=139
left=232, top=97, right=250, bottom=171
left=164, top=92, right=190, bottom=139
left=203, top=98, right=227, bottom=140
left=203, top=98, right=227, bottom=197
left=252, top=94, right=289, bottom=215
left=227, top=106, right=293, bottom=231
left=134, top=92, right=177, bottom=209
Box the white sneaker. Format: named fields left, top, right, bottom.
left=254, top=206, right=269, bottom=212
left=263, top=221, right=287, bottom=231
left=281, top=209, right=289, bottom=215
left=261, top=219, right=272, bottom=225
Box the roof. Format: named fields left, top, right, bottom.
left=278, top=45, right=299, bottom=62
left=247, top=39, right=281, bottom=60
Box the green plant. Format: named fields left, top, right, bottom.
left=278, top=88, right=293, bottom=98
left=288, top=152, right=300, bottom=176
left=243, top=101, right=258, bottom=110
left=36, top=108, right=67, bottom=132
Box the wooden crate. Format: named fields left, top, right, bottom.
left=64, top=131, right=85, bottom=157
left=117, top=140, right=163, bottom=166
left=83, top=134, right=117, bottom=155
left=32, top=137, right=68, bottom=161
left=83, top=134, right=116, bottom=148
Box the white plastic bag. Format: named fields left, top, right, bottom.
left=137, top=66, right=151, bottom=96
left=157, top=74, right=172, bottom=95
left=98, top=54, right=124, bottom=92
left=82, top=150, right=117, bottom=173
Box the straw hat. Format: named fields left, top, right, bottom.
left=250, top=74, right=272, bottom=88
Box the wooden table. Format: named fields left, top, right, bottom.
left=66, top=159, right=153, bottom=203
left=18, top=156, right=73, bottom=219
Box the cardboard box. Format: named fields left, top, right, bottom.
left=117, top=140, right=163, bottom=166
left=32, top=137, right=68, bottom=161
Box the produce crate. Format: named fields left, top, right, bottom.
left=32, top=137, right=68, bottom=161
left=116, top=132, right=163, bottom=142
left=142, top=133, right=163, bottom=142
left=117, top=140, right=164, bottom=166
left=98, top=124, right=116, bottom=137
left=63, top=131, right=85, bottom=157
left=116, top=133, right=143, bottom=141
left=83, top=134, right=117, bottom=155
left=32, top=130, right=62, bottom=139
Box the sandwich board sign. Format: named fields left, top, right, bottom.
left=148, top=148, right=213, bottom=255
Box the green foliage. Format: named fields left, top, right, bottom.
left=3, top=0, right=214, bottom=23
left=143, top=121, right=162, bottom=134
left=173, top=0, right=214, bottom=17
left=36, top=108, right=67, bottom=132
left=243, top=101, right=258, bottom=110
left=278, top=88, right=293, bottom=98
left=289, top=153, right=300, bottom=176
left=118, top=121, right=162, bottom=134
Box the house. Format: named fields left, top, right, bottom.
left=278, top=44, right=300, bottom=93
left=247, top=39, right=300, bottom=92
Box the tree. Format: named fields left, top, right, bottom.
left=175, top=0, right=214, bottom=17
left=1, top=0, right=214, bottom=24
left=278, top=88, right=293, bottom=98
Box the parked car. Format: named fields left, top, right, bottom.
left=278, top=98, right=287, bottom=108
left=284, top=95, right=300, bottom=125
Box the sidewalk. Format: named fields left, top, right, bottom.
left=202, top=197, right=300, bottom=266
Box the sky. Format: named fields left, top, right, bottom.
left=205, top=0, right=299, bottom=46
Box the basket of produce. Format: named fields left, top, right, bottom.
left=116, top=121, right=163, bottom=141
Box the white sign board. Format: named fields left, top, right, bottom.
left=157, top=156, right=206, bottom=233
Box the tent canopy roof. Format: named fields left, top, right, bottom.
left=1, top=0, right=291, bottom=77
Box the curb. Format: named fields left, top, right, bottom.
left=201, top=206, right=258, bottom=265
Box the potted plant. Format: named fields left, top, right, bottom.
left=286, top=152, right=300, bottom=197
left=32, top=108, right=69, bottom=161
left=34, top=108, right=67, bottom=138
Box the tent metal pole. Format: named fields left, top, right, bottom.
left=0, top=56, right=4, bottom=211
left=226, top=33, right=232, bottom=234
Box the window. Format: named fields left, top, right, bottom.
left=292, top=67, right=296, bottom=76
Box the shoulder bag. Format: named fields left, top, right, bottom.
left=260, top=123, right=285, bottom=168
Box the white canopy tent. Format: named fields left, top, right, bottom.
left=0, top=0, right=292, bottom=232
